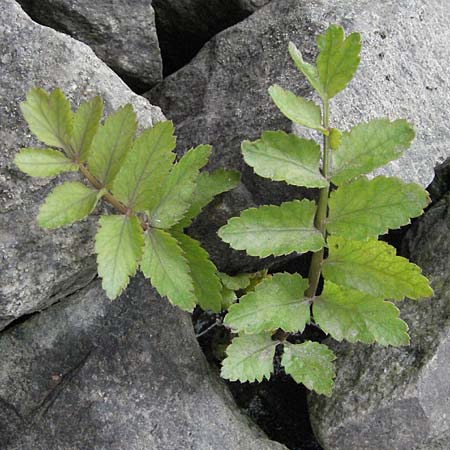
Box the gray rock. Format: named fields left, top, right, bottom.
left=152, top=0, right=271, bottom=74
left=0, top=276, right=287, bottom=450
left=0, top=0, right=164, bottom=331
left=17, top=0, right=162, bottom=89
left=148, top=0, right=450, bottom=194
left=308, top=192, right=450, bottom=450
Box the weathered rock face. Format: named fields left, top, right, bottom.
left=148, top=0, right=450, bottom=194
left=152, top=0, right=271, bottom=75
left=0, top=276, right=287, bottom=450
left=0, top=0, right=164, bottom=331
left=17, top=0, right=162, bottom=90
left=308, top=190, right=450, bottom=450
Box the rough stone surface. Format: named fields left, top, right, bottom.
left=0, top=0, right=164, bottom=331
left=308, top=190, right=450, bottom=450
left=152, top=0, right=271, bottom=75
left=18, top=0, right=162, bottom=89
left=0, top=276, right=287, bottom=450
left=149, top=0, right=450, bottom=194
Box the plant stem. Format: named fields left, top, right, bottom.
left=305, top=98, right=331, bottom=298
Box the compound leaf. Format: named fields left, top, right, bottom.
left=148, top=145, right=211, bottom=229
left=242, top=131, right=328, bottom=188
left=141, top=228, right=196, bottom=312
left=38, top=181, right=100, bottom=229
left=15, top=147, right=78, bottom=177
left=282, top=341, right=336, bottom=396
left=224, top=273, right=310, bottom=334
left=328, top=176, right=430, bottom=239
left=322, top=236, right=433, bottom=300
left=314, top=281, right=410, bottom=346
left=175, top=232, right=222, bottom=313
left=72, top=96, right=104, bottom=162
left=221, top=334, right=277, bottom=383
left=87, top=104, right=137, bottom=187
left=218, top=199, right=324, bottom=257
left=288, top=41, right=324, bottom=97
left=268, top=85, right=325, bottom=132
left=331, top=119, right=415, bottom=186
left=20, top=88, right=73, bottom=153
left=177, top=169, right=240, bottom=229
left=316, top=25, right=361, bottom=99
left=95, top=215, right=144, bottom=300
left=219, top=272, right=252, bottom=291
left=112, top=121, right=175, bottom=211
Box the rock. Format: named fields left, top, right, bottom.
left=148, top=0, right=450, bottom=196
left=0, top=276, right=287, bottom=450
left=0, top=0, right=164, bottom=331
left=17, top=0, right=162, bottom=90
left=308, top=191, right=450, bottom=450
left=152, top=0, right=271, bottom=75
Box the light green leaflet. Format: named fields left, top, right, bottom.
left=242, top=131, right=328, bottom=188
left=218, top=199, right=325, bottom=257
left=322, top=236, right=433, bottom=300
left=268, top=85, right=325, bottom=133
left=328, top=176, right=430, bottom=240
left=175, top=232, right=222, bottom=313
left=112, top=121, right=175, bottom=211
left=316, top=25, right=361, bottom=99
left=221, top=334, right=277, bottom=383
left=331, top=119, right=415, bottom=186
left=219, top=272, right=252, bottom=291
left=15, top=148, right=78, bottom=177
left=20, top=88, right=73, bottom=153
left=281, top=342, right=336, bottom=396
left=141, top=228, right=196, bottom=312
left=224, top=273, right=310, bottom=334
left=288, top=41, right=324, bottom=97
left=148, top=145, right=211, bottom=229
left=221, top=287, right=238, bottom=310
left=38, top=182, right=101, bottom=229
left=95, top=215, right=144, bottom=300
left=87, top=104, right=137, bottom=187
left=314, top=281, right=410, bottom=346
left=72, top=96, right=103, bottom=162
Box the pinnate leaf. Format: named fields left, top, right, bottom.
left=72, top=96, right=103, bottom=162
left=242, top=131, right=328, bottom=188
left=328, top=176, right=430, bottom=239
left=268, top=85, right=325, bottom=132
left=322, top=236, right=433, bottom=300
left=175, top=232, right=222, bottom=313
left=21, top=88, right=73, bottom=152
left=95, top=215, right=144, bottom=299
left=148, top=145, right=211, bottom=228
left=316, top=25, right=361, bottom=99
left=331, top=119, right=415, bottom=186
left=218, top=200, right=324, bottom=257
left=88, top=104, right=137, bottom=187
left=38, top=181, right=100, bottom=229
left=141, top=228, right=196, bottom=312
left=282, top=341, right=336, bottom=396
left=15, top=148, right=78, bottom=177
left=177, top=169, right=240, bottom=229
left=224, top=273, right=310, bottom=334
left=314, top=281, right=410, bottom=346
left=221, top=334, right=277, bottom=382
left=112, top=121, right=175, bottom=211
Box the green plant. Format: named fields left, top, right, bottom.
left=15, top=88, right=239, bottom=312
left=217, top=25, right=433, bottom=395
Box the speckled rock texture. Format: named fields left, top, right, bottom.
left=0, top=276, right=287, bottom=450
left=308, top=183, right=450, bottom=450
left=17, top=0, right=162, bottom=89
left=0, top=0, right=164, bottom=331
left=152, top=0, right=271, bottom=74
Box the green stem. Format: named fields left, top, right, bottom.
left=305, top=98, right=331, bottom=298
